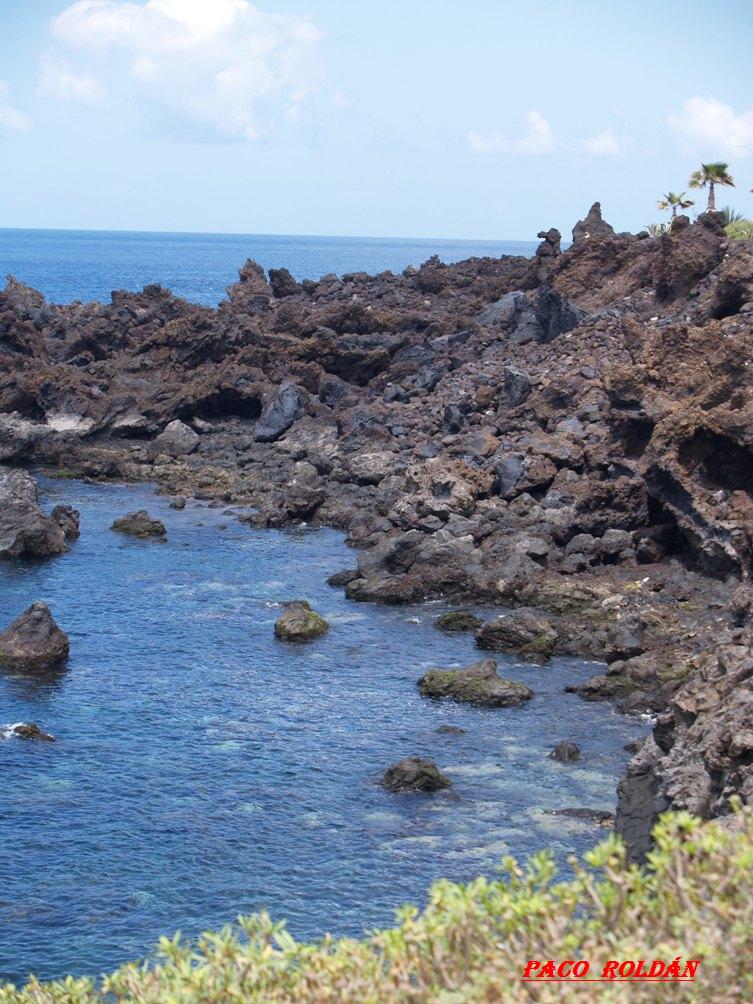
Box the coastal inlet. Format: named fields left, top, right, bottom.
left=0, top=477, right=644, bottom=983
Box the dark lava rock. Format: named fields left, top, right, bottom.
left=624, top=740, right=643, bottom=754
left=536, top=228, right=562, bottom=257
left=111, top=510, right=167, bottom=540
left=274, top=600, right=329, bottom=642
left=0, top=602, right=69, bottom=672
left=571, top=201, right=616, bottom=244
left=549, top=740, right=582, bottom=763
left=327, top=569, right=358, bottom=587
left=169, top=497, right=187, bottom=510
left=7, top=722, right=54, bottom=742
left=380, top=756, right=452, bottom=793
left=254, top=382, right=303, bottom=443
left=268, top=267, right=301, bottom=298
left=418, top=659, right=533, bottom=708
left=475, top=610, right=558, bottom=662
left=0, top=468, right=67, bottom=559
left=433, top=610, right=482, bottom=633
left=51, top=505, right=80, bottom=540
left=436, top=724, right=466, bottom=735
left=552, top=807, right=615, bottom=828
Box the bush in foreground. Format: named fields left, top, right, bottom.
left=2, top=809, right=753, bottom=1003
left=725, top=219, right=753, bottom=240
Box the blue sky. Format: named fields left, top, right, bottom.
left=1, top=0, right=752, bottom=239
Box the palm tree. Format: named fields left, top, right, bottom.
left=688, top=162, right=735, bottom=211
left=657, top=191, right=694, bottom=218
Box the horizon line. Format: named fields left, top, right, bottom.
left=0, top=225, right=540, bottom=245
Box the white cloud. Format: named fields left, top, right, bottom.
left=0, top=80, right=31, bottom=131
left=39, top=56, right=107, bottom=104
left=46, top=0, right=324, bottom=140
left=667, top=96, right=753, bottom=158
left=468, top=110, right=555, bottom=155
left=583, top=130, right=622, bottom=156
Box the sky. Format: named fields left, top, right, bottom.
left=0, top=0, right=752, bottom=240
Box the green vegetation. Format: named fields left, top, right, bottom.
left=2, top=809, right=753, bottom=1002
left=657, top=191, right=694, bottom=218
left=688, top=162, right=735, bottom=211
left=645, top=221, right=670, bottom=236
left=726, top=219, right=753, bottom=240
left=721, top=205, right=745, bottom=225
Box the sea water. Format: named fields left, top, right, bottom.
left=0, top=478, right=644, bottom=983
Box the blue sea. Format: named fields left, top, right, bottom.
left=0, top=231, right=639, bottom=987
left=0, top=480, right=643, bottom=985
left=0, top=228, right=537, bottom=306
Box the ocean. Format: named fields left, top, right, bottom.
left=0, top=228, right=538, bottom=307
left=0, top=229, right=640, bottom=986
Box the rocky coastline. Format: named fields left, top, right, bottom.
left=2, top=203, right=753, bottom=858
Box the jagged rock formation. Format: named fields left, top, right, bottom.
left=0, top=468, right=70, bottom=558
left=0, top=602, right=69, bottom=672
left=1, top=206, right=752, bottom=853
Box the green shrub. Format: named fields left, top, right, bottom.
left=2, top=809, right=753, bottom=1002
left=725, top=219, right=753, bottom=240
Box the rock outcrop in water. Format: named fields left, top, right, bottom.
left=380, top=756, right=452, bottom=793
left=1, top=205, right=753, bottom=854
left=418, top=659, right=533, bottom=707
left=0, top=468, right=69, bottom=558
left=4, top=722, right=55, bottom=741
left=274, top=601, right=329, bottom=641
left=0, top=602, right=69, bottom=672
left=111, top=510, right=166, bottom=539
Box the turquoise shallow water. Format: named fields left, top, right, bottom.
left=0, top=228, right=537, bottom=306
left=0, top=478, right=645, bottom=984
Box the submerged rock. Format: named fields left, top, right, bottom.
left=380, top=756, right=452, bottom=793
left=418, top=659, right=533, bottom=708
left=436, top=724, right=466, bottom=735
left=549, top=741, right=581, bottom=763
left=433, top=610, right=482, bottom=633
left=475, top=610, right=558, bottom=662
left=0, top=468, right=68, bottom=559
left=552, top=807, right=615, bottom=828
left=5, top=722, right=55, bottom=742
left=169, top=497, right=187, bottom=510
left=111, top=510, right=166, bottom=540
left=0, top=602, right=69, bottom=672
left=274, top=601, right=329, bottom=642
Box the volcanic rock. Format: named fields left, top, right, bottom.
left=51, top=505, right=80, bottom=540
left=418, top=659, right=533, bottom=707
left=0, top=469, right=68, bottom=559
left=571, top=202, right=616, bottom=244
left=152, top=419, right=199, bottom=458
left=274, top=601, right=329, bottom=642
left=111, top=510, right=166, bottom=539
left=549, top=741, right=581, bottom=763
left=433, top=610, right=482, bottom=633
left=254, top=382, right=304, bottom=443
left=380, top=756, right=452, bottom=793
left=475, top=610, right=558, bottom=661
left=7, top=722, right=55, bottom=741
left=0, top=602, right=69, bottom=672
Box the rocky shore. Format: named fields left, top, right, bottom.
left=2, top=203, right=752, bottom=857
